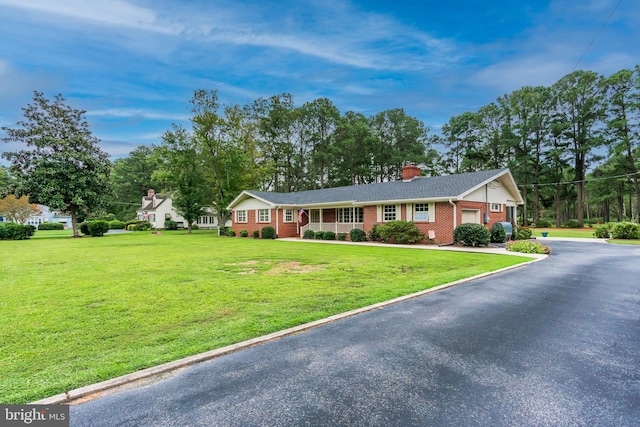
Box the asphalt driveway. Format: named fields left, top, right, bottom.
left=70, top=241, right=640, bottom=426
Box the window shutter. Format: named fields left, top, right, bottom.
left=255, top=209, right=259, bottom=223
left=429, top=202, right=436, bottom=222
left=376, top=205, right=382, bottom=222
left=406, top=204, right=412, bottom=221
left=396, top=204, right=401, bottom=221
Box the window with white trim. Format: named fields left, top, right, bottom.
left=338, top=207, right=363, bottom=223
left=258, top=209, right=270, bottom=223
left=310, top=209, right=321, bottom=223
left=383, top=204, right=396, bottom=221
left=284, top=209, right=294, bottom=222
left=236, top=210, right=247, bottom=223
left=414, top=203, right=429, bottom=221
left=490, top=203, right=502, bottom=212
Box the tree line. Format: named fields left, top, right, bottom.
left=2, top=65, right=639, bottom=232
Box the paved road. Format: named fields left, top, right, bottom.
left=70, top=241, right=640, bottom=426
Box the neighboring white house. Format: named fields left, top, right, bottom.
left=136, top=189, right=223, bottom=229
left=1, top=205, right=73, bottom=229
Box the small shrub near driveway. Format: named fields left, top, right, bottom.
left=350, top=228, right=367, bottom=242
left=261, top=226, right=276, bottom=239
left=490, top=222, right=506, bottom=243
left=514, top=227, right=532, bottom=240
left=453, top=223, right=491, bottom=247
left=377, top=220, right=424, bottom=244
left=593, top=223, right=611, bottom=238
left=611, top=221, right=639, bottom=239
left=506, top=240, right=551, bottom=254
left=87, top=220, right=110, bottom=237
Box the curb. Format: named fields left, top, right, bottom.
left=32, top=254, right=545, bottom=405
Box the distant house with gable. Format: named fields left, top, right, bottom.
left=227, top=166, right=523, bottom=244
left=136, top=189, right=219, bottom=230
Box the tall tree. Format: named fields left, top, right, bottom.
left=0, top=166, right=9, bottom=191
left=0, top=195, right=40, bottom=223
left=158, top=125, right=209, bottom=233
left=601, top=68, right=640, bottom=221
left=441, top=112, right=480, bottom=173
left=553, top=70, right=606, bottom=227
left=1, top=91, right=111, bottom=237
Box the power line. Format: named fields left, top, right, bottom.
left=518, top=170, right=640, bottom=188
left=572, top=0, right=622, bottom=71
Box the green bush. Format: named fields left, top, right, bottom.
left=453, top=223, right=491, bottom=247
left=593, top=223, right=612, bottom=238
left=107, top=219, right=125, bottom=230
left=563, top=219, right=581, bottom=228
left=350, top=228, right=367, bottom=242
left=239, top=229, right=249, bottom=238
left=337, top=232, right=347, bottom=241
left=79, top=221, right=91, bottom=235
left=611, top=221, right=639, bottom=239
left=506, top=240, right=551, bottom=254
left=252, top=230, right=260, bottom=238
left=314, top=231, right=325, bottom=240
left=535, top=218, right=553, bottom=228
left=38, top=222, right=64, bottom=230
left=1, top=223, right=37, bottom=240
left=367, top=224, right=380, bottom=242
left=490, top=222, right=506, bottom=243
left=87, top=220, right=110, bottom=237
left=377, top=220, right=424, bottom=244
left=226, top=229, right=236, bottom=237
left=303, top=230, right=315, bottom=239
left=514, top=227, right=532, bottom=240
left=164, top=220, right=178, bottom=230
left=261, top=226, right=276, bottom=239
left=323, top=231, right=336, bottom=240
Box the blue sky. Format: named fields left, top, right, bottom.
left=0, top=0, right=637, bottom=163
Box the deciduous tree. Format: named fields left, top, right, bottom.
left=0, top=195, right=40, bottom=223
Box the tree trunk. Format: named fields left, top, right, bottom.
left=69, top=205, right=80, bottom=238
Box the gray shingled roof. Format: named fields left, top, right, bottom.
left=244, top=169, right=511, bottom=206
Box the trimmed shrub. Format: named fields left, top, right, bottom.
left=367, top=224, right=381, bottom=242
left=611, top=221, right=640, bottom=239
left=337, top=232, right=347, bottom=241
left=303, top=230, right=315, bottom=239
left=38, top=222, right=64, bottom=230
left=87, top=220, right=110, bottom=237
left=252, top=230, right=260, bottom=238
left=314, top=231, right=325, bottom=240
left=350, top=228, right=367, bottom=242
left=506, top=240, right=551, bottom=254
left=79, top=221, right=91, bottom=235
left=239, top=229, right=249, bottom=238
left=514, top=227, right=532, bottom=240
left=1, top=223, right=36, bottom=240
left=107, top=220, right=124, bottom=230
left=453, top=223, right=491, bottom=247
left=261, top=226, right=276, bottom=239
left=563, top=219, right=581, bottom=228
left=535, top=218, right=552, bottom=228
left=490, top=222, right=506, bottom=243
left=164, top=220, right=178, bottom=230
left=323, top=231, right=336, bottom=240
left=593, top=223, right=612, bottom=238
left=226, top=229, right=236, bottom=237
left=377, top=220, right=424, bottom=244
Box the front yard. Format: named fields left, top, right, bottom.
left=1, top=231, right=531, bottom=403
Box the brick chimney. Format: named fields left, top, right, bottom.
left=402, top=163, right=421, bottom=181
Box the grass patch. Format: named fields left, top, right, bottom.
left=607, top=239, right=640, bottom=245
left=531, top=227, right=598, bottom=238
left=1, top=232, right=532, bottom=403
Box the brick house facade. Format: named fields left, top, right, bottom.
left=228, top=167, right=523, bottom=244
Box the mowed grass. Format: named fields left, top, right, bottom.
left=1, top=231, right=531, bottom=403
left=531, top=227, right=598, bottom=238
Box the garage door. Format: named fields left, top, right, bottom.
left=461, top=209, right=480, bottom=224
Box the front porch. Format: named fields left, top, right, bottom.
left=300, top=222, right=364, bottom=236
left=299, top=206, right=365, bottom=237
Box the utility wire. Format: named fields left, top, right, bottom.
left=571, top=0, right=622, bottom=71
left=518, top=170, right=640, bottom=188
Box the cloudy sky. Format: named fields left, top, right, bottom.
left=0, top=0, right=637, bottom=162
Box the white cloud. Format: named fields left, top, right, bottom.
left=0, top=0, right=181, bottom=34
left=86, top=108, right=189, bottom=121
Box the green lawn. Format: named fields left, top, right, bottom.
left=1, top=231, right=532, bottom=403
left=530, top=227, right=598, bottom=238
